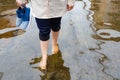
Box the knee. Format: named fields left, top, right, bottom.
left=52, top=26, right=61, bottom=32
left=39, top=32, right=50, bottom=41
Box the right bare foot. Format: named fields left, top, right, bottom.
left=52, top=44, right=59, bottom=54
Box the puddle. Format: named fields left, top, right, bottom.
left=0, top=0, right=17, bottom=31
left=97, top=29, right=120, bottom=38
left=0, top=17, right=15, bottom=30
left=0, top=29, right=25, bottom=39
left=30, top=51, right=71, bottom=80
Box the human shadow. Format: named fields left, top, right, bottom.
left=30, top=50, right=71, bottom=80
left=0, top=72, right=4, bottom=80
left=0, top=29, right=25, bottom=39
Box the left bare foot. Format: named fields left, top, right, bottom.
left=39, top=55, right=47, bottom=70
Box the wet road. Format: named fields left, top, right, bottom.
left=0, top=0, right=120, bottom=80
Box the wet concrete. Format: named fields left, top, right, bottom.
left=0, top=0, right=120, bottom=80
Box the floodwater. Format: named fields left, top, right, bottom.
left=0, top=0, right=120, bottom=80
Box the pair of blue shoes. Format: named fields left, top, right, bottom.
left=16, top=6, right=30, bottom=30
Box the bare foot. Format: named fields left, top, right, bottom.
left=52, top=44, right=59, bottom=54
left=39, top=56, right=47, bottom=70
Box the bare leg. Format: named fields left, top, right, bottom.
left=52, top=31, right=59, bottom=54
left=39, top=40, right=48, bottom=69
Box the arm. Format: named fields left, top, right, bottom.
left=16, top=0, right=28, bottom=7
left=16, top=0, right=28, bottom=4
left=67, top=0, right=75, bottom=11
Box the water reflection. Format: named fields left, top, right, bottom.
left=30, top=51, right=71, bottom=80
left=106, top=0, right=120, bottom=29
left=0, top=29, right=25, bottom=39
left=91, top=0, right=120, bottom=30
left=0, top=0, right=17, bottom=30
left=0, top=0, right=17, bottom=12
left=0, top=17, right=15, bottom=30
left=90, top=0, right=120, bottom=41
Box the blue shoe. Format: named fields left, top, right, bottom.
left=16, top=6, right=30, bottom=30
left=16, top=17, right=22, bottom=27
left=16, top=7, right=22, bottom=18
left=20, top=21, right=29, bottom=30
left=21, top=7, right=30, bottom=21
left=20, top=7, right=30, bottom=30
left=16, top=7, right=22, bottom=27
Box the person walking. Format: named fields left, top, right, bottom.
left=16, top=0, right=75, bottom=70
